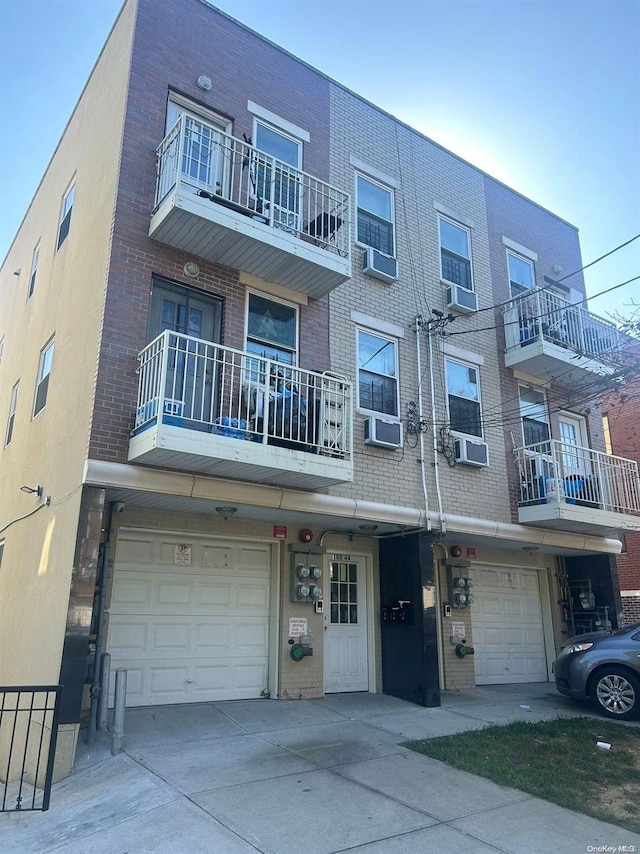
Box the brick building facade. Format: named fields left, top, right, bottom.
left=1, top=0, right=638, bottom=780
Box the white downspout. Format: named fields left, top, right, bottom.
left=427, top=323, right=446, bottom=533
left=414, top=316, right=431, bottom=531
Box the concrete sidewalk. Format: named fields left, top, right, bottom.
left=3, top=683, right=639, bottom=854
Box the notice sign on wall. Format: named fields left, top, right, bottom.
left=288, top=617, right=308, bottom=638
left=452, top=622, right=466, bottom=639
left=175, top=544, right=192, bottom=566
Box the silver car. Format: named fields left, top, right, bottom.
left=553, top=621, right=640, bottom=720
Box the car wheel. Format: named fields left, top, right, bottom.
left=590, top=669, right=640, bottom=720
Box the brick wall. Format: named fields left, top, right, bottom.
left=89, top=0, right=332, bottom=462
left=605, top=339, right=640, bottom=604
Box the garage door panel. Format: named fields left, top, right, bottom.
left=108, top=532, right=272, bottom=706
left=116, top=538, right=155, bottom=565
left=107, top=620, right=148, bottom=653
left=472, top=565, right=548, bottom=686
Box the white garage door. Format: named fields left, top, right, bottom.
left=471, top=565, right=548, bottom=685
left=107, top=531, right=273, bottom=706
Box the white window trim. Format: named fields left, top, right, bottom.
left=28, top=242, right=40, bottom=300
left=506, top=249, right=536, bottom=296
left=441, top=341, right=483, bottom=366
left=167, top=95, right=231, bottom=134
left=438, top=214, right=474, bottom=291
left=5, top=382, right=19, bottom=447
left=501, top=236, right=538, bottom=262
left=433, top=201, right=474, bottom=229
left=355, top=172, right=396, bottom=256
left=33, top=339, right=54, bottom=418
left=247, top=101, right=310, bottom=142
left=356, top=326, right=400, bottom=420
left=349, top=157, right=398, bottom=189
left=519, top=384, right=550, bottom=447
left=252, top=118, right=302, bottom=168
left=350, top=311, right=404, bottom=340
left=445, top=356, right=483, bottom=439
left=244, top=289, right=299, bottom=364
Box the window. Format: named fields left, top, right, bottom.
left=602, top=414, right=613, bottom=455
left=57, top=184, right=75, bottom=249
left=33, top=340, right=54, bottom=417
left=5, top=382, right=19, bottom=446
left=519, top=387, right=550, bottom=447
left=246, top=293, right=298, bottom=365
left=254, top=122, right=302, bottom=233
left=356, top=175, right=394, bottom=256
left=0, top=541, right=4, bottom=571
left=357, top=329, right=398, bottom=416
left=446, top=358, right=482, bottom=437
left=507, top=251, right=535, bottom=297
left=28, top=243, right=40, bottom=299
left=439, top=216, right=472, bottom=290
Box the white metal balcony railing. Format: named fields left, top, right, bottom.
left=504, top=289, right=621, bottom=363
left=133, top=331, right=353, bottom=459
left=155, top=115, right=351, bottom=260
left=515, top=439, right=640, bottom=516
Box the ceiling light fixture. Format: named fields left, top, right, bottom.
left=215, top=506, right=237, bottom=520
left=359, top=524, right=378, bottom=534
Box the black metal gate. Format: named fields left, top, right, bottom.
left=0, top=686, right=63, bottom=812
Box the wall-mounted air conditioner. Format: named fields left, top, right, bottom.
left=454, top=436, right=489, bottom=467
left=364, top=416, right=403, bottom=449
left=447, top=283, right=478, bottom=313
left=362, top=247, right=398, bottom=284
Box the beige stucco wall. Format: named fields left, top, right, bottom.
left=0, top=1, right=136, bottom=685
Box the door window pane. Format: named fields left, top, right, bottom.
left=330, top=562, right=359, bottom=624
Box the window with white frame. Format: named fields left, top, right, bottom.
left=508, top=251, right=535, bottom=297
left=33, top=340, right=54, bottom=417
left=356, top=174, right=394, bottom=257
left=519, top=387, right=550, bottom=447
left=254, top=122, right=302, bottom=233
left=439, top=216, right=472, bottom=290
left=446, top=358, right=482, bottom=437
left=57, top=184, right=75, bottom=250
left=5, top=382, right=19, bottom=447
left=357, top=328, right=398, bottom=417
left=246, top=293, right=298, bottom=365
left=28, top=242, right=40, bottom=299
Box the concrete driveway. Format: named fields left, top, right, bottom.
left=3, top=683, right=639, bottom=854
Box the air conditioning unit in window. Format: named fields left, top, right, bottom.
left=447, top=283, right=478, bottom=313
left=362, top=247, right=398, bottom=284
left=364, top=416, right=403, bottom=449
left=454, top=436, right=489, bottom=467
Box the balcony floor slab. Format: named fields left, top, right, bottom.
left=518, top=501, right=640, bottom=535
left=128, top=423, right=352, bottom=489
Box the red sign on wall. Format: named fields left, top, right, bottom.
left=466, top=547, right=476, bottom=558
left=273, top=525, right=287, bottom=539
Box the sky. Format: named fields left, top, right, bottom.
left=1, top=0, right=639, bottom=323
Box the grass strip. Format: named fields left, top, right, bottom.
left=404, top=716, right=640, bottom=833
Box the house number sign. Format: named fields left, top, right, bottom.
left=332, top=553, right=351, bottom=561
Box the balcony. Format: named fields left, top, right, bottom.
left=503, top=290, right=621, bottom=384
left=149, top=116, right=351, bottom=298
left=128, top=331, right=353, bottom=489
left=515, top=439, right=640, bottom=535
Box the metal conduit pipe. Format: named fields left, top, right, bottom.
left=414, top=316, right=432, bottom=533
left=86, top=502, right=114, bottom=744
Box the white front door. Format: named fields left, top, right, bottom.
left=167, top=100, right=229, bottom=195
left=558, top=413, right=588, bottom=475
left=324, top=559, right=369, bottom=693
